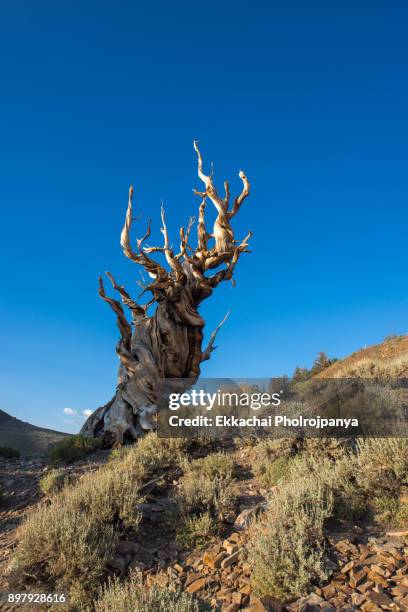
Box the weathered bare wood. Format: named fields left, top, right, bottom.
left=81, top=142, right=252, bottom=446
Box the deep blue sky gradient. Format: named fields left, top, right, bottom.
left=1, top=1, right=407, bottom=432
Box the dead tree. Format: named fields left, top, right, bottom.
left=81, top=142, right=251, bottom=446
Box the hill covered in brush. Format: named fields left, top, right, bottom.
left=316, top=334, right=408, bottom=378
left=0, top=409, right=69, bottom=456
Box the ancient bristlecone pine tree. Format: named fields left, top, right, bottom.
left=81, top=142, right=251, bottom=445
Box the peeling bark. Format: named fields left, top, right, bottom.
left=81, top=142, right=251, bottom=446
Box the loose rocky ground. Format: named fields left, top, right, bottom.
left=1, top=443, right=408, bottom=611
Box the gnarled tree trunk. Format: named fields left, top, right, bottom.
left=81, top=142, right=251, bottom=446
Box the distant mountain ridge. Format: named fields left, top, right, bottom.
left=0, top=409, right=70, bottom=456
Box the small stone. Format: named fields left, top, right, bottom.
left=246, top=597, right=268, bottom=612
left=203, top=549, right=224, bottom=569
left=370, top=563, right=386, bottom=576
left=221, top=550, right=240, bottom=569
left=359, top=544, right=370, bottom=560
left=184, top=572, right=204, bottom=588
left=366, top=591, right=394, bottom=607
left=185, top=577, right=207, bottom=594
left=391, top=584, right=408, bottom=597
left=297, top=592, right=325, bottom=611
left=229, top=532, right=243, bottom=543
left=322, top=584, right=336, bottom=599
left=359, top=554, right=381, bottom=566
left=357, top=579, right=374, bottom=594
left=216, top=586, right=234, bottom=601
left=240, top=583, right=252, bottom=596
left=386, top=529, right=408, bottom=537
left=360, top=602, right=382, bottom=612
left=223, top=540, right=239, bottom=555
left=225, top=592, right=243, bottom=611
left=341, top=560, right=355, bottom=574
left=351, top=592, right=366, bottom=606
left=233, top=506, right=261, bottom=530
left=329, top=597, right=347, bottom=609
left=367, top=570, right=388, bottom=588
left=352, top=568, right=368, bottom=587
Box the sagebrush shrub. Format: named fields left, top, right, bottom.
left=9, top=458, right=144, bottom=608
left=95, top=570, right=209, bottom=611
left=181, top=451, right=234, bottom=480
left=173, top=454, right=235, bottom=547
left=176, top=511, right=216, bottom=549
left=357, top=438, right=408, bottom=491
left=249, top=477, right=333, bottom=601
left=288, top=452, right=365, bottom=522
left=39, top=468, right=75, bottom=496
left=0, top=446, right=20, bottom=459
left=117, top=433, right=189, bottom=476
left=254, top=454, right=291, bottom=487
left=357, top=438, right=408, bottom=521
left=48, top=434, right=103, bottom=464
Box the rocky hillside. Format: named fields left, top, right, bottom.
left=0, top=409, right=69, bottom=456
left=317, top=334, right=408, bottom=378
left=2, top=337, right=408, bottom=611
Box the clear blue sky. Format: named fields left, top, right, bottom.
left=1, top=1, right=407, bottom=433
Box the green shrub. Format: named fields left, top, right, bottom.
left=301, top=437, right=353, bottom=460
left=181, top=452, right=234, bottom=480
left=248, top=446, right=374, bottom=601
left=357, top=438, right=408, bottom=522
left=173, top=455, right=235, bottom=548
left=357, top=438, right=408, bottom=496
left=0, top=446, right=20, bottom=459
left=95, top=570, right=209, bottom=611
left=254, top=455, right=291, bottom=487
left=249, top=477, right=333, bottom=601
left=10, top=500, right=117, bottom=609
left=48, top=435, right=103, bottom=464
left=288, top=451, right=365, bottom=522
left=39, top=469, right=75, bottom=496
left=175, top=469, right=234, bottom=519
left=395, top=502, right=408, bottom=526
left=9, top=457, right=144, bottom=608
left=252, top=439, right=294, bottom=487
left=176, top=511, right=216, bottom=549
left=117, top=433, right=189, bottom=477
left=109, top=447, right=130, bottom=461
